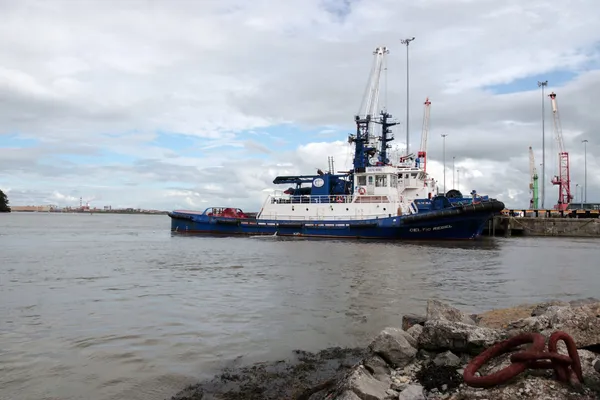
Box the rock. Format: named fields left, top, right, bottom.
left=406, top=324, right=423, bottom=341
left=402, top=313, right=427, bottom=331
left=594, top=359, right=600, bottom=374
left=545, top=303, right=600, bottom=348
left=416, top=349, right=436, bottom=360
left=368, top=327, right=417, bottom=368
left=531, top=300, right=569, bottom=316
left=345, top=365, right=389, bottom=400
left=577, top=349, right=600, bottom=386
left=506, top=314, right=552, bottom=333
left=569, top=297, right=600, bottom=307
left=432, top=350, right=461, bottom=367
left=384, top=388, right=399, bottom=398
left=455, top=374, right=599, bottom=399
left=508, top=303, right=600, bottom=348
left=398, top=384, right=426, bottom=400
left=390, top=379, right=406, bottom=392
left=418, top=319, right=507, bottom=355
left=362, top=355, right=391, bottom=382
left=334, top=390, right=362, bottom=400
left=426, top=299, right=476, bottom=325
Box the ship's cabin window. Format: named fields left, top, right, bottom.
left=404, top=173, right=409, bottom=179
left=390, top=174, right=398, bottom=188
left=375, top=174, right=387, bottom=187
left=357, top=176, right=366, bottom=186
left=368, top=175, right=374, bottom=185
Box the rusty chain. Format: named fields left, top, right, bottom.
left=463, top=331, right=583, bottom=388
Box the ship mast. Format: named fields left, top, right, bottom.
left=349, top=46, right=389, bottom=170
left=375, top=110, right=398, bottom=165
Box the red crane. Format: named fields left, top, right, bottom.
left=548, top=91, right=573, bottom=210
left=417, top=97, right=431, bottom=172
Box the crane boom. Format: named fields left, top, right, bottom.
left=350, top=46, right=390, bottom=170
left=529, top=146, right=538, bottom=209
left=357, top=46, right=389, bottom=137
left=416, top=97, right=431, bottom=172
left=548, top=92, right=572, bottom=210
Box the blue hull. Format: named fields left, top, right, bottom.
left=168, top=202, right=503, bottom=240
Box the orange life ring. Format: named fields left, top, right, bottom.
left=358, top=187, right=366, bottom=195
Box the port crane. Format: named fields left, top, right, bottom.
left=548, top=92, right=573, bottom=210
left=416, top=97, right=431, bottom=172
left=528, top=146, right=539, bottom=209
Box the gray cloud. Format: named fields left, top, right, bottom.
left=0, top=0, right=599, bottom=210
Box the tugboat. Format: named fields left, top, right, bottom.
left=168, top=46, right=504, bottom=240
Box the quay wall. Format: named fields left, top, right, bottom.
left=485, top=215, right=600, bottom=237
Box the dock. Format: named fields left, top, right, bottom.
left=484, top=209, right=600, bottom=237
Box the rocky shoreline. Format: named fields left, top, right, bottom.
left=168, top=298, right=600, bottom=400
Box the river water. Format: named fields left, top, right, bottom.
left=0, top=213, right=598, bottom=400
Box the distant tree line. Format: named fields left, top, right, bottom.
left=0, top=189, right=11, bottom=212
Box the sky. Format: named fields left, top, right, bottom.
left=1, top=0, right=599, bottom=211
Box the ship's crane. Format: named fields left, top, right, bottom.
left=416, top=97, right=431, bottom=172
left=357, top=46, right=387, bottom=123
left=349, top=46, right=393, bottom=170
left=529, top=146, right=539, bottom=209
left=548, top=92, right=573, bottom=210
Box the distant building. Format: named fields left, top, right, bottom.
left=11, top=205, right=56, bottom=212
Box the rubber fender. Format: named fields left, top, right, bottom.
left=168, top=212, right=193, bottom=221
left=402, top=207, right=461, bottom=224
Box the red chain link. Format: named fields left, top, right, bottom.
left=463, top=331, right=583, bottom=388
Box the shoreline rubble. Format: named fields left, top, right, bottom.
left=168, top=298, right=600, bottom=400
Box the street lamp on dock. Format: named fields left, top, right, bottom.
left=452, top=156, right=455, bottom=188
left=537, top=80, right=548, bottom=209
left=582, top=139, right=588, bottom=203
left=442, top=134, right=448, bottom=194
left=401, top=36, right=415, bottom=156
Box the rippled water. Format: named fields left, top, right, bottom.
left=1, top=213, right=598, bottom=400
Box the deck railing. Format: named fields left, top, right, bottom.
left=255, top=213, right=400, bottom=221
left=268, top=194, right=391, bottom=205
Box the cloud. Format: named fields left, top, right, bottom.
left=0, top=0, right=599, bottom=210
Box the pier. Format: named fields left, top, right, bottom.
left=484, top=209, right=600, bottom=237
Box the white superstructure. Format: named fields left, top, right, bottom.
left=257, top=166, right=419, bottom=221
left=395, top=156, right=438, bottom=201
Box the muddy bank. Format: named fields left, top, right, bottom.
left=168, top=347, right=366, bottom=400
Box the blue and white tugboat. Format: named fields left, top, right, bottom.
left=168, top=46, right=504, bottom=240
